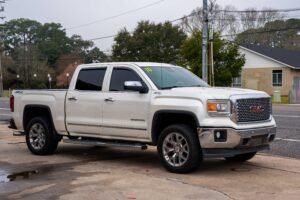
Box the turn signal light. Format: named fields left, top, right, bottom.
left=207, top=102, right=217, bottom=111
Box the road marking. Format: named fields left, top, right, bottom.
left=275, top=138, right=300, bottom=142
left=273, top=115, right=300, bottom=118
left=0, top=108, right=10, bottom=111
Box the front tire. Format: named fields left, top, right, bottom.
left=225, top=152, right=256, bottom=162
left=25, top=117, right=59, bottom=155
left=157, top=124, right=202, bottom=173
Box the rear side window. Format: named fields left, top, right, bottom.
left=109, top=68, right=143, bottom=91
left=75, top=68, right=106, bottom=91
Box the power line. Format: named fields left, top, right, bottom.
left=89, top=34, right=118, bottom=41
left=66, top=0, right=165, bottom=30
left=88, top=10, right=200, bottom=41
left=87, top=13, right=300, bottom=42
left=215, top=8, right=300, bottom=13
left=93, top=26, right=300, bottom=54
left=219, top=26, right=300, bottom=38
left=210, top=14, right=300, bottom=21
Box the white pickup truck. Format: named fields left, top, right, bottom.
left=9, top=62, right=276, bottom=173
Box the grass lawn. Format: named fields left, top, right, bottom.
left=2, top=90, right=12, bottom=98
left=272, top=96, right=289, bottom=104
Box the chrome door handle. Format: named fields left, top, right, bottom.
left=68, top=97, right=77, bottom=101
left=104, top=98, right=114, bottom=102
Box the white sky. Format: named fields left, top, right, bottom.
left=2, top=0, right=300, bottom=52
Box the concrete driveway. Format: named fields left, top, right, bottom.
left=0, top=122, right=300, bottom=200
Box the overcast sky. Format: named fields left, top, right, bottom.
left=2, top=0, right=300, bottom=52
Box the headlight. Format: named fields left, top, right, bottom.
left=207, top=100, right=230, bottom=115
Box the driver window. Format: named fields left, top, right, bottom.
left=109, top=68, right=143, bottom=91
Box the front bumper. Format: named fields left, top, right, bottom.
left=198, top=126, right=276, bottom=157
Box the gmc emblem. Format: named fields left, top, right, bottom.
left=249, top=105, right=265, bottom=113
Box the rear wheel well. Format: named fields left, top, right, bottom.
left=23, top=105, right=55, bottom=133
left=151, top=111, right=199, bottom=145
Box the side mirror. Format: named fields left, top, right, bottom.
left=124, top=81, right=148, bottom=93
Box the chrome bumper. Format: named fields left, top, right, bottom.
left=198, top=126, right=276, bottom=149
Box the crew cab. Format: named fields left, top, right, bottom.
left=10, top=62, right=276, bottom=173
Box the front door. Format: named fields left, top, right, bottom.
left=66, top=67, right=107, bottom=136
left=102, top=66, right=150, bottom=140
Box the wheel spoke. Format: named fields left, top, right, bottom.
left=170, top=153, right=177, bottom=165
left=29, top=123, right=46, bottom=150
left=162, top=132, right=190, bottom=167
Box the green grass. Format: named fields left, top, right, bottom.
left=272, top=96, right=289, bottom=104
left=2, top=90, right=11, bottom=98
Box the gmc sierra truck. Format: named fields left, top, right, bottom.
left=9, top=62, right=276, bottom=173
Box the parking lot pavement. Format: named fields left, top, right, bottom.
left=0, top=98, right=10, bottom=122
left=0, top=122, right=300, bottom=200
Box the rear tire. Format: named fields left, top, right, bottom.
left=157, top=124, right=202, bottom=173
left=225, top=152, right=256, bottom=162
left=25, top=116, right=59, bottom=155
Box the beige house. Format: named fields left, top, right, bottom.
left=235, top=45, right=300, bottom=100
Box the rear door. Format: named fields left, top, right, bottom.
left=66, top=67, right=107, bottom=136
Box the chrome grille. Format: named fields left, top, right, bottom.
left=235, top=98, right=271, bottom=123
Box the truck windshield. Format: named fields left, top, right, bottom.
left=141, top=66, right=209, bottom=89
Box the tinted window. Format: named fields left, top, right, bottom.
left=110, top=68, right=143, bottom=91
left=75, top=68, right=106, bottom=91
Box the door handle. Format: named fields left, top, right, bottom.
left=104, top=98, right=114, bottom=102
left=68, top=97, right=77, bottom=101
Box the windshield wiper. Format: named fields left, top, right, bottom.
left=160, top=86, right=184, bottom=90
left=160, top=85, right=203, bottom=90
left=187, top=85, right=203, bottom=87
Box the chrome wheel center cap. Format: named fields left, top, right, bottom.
left=174, top=145, right=181, bottom=153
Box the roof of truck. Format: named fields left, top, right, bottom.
left=79, top=62, right=175, bottom=68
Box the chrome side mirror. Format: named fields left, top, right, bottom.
left=124, top=81, right=148, bottom=93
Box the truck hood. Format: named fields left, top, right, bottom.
left=164, top=87, right=268, bottom=100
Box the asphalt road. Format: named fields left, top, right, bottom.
left=268, top=105, right=300, bottom=159
left=0, top=98, right=10, bottom=122
left=0, top=97, right=299, bottom=159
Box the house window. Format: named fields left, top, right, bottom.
left=232, top=77, right=241, bottom=87
left=272, top=70, right=282, bottom=87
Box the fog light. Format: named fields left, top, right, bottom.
left=214, top=130, right=227, bottom=142
left=269, top=134, right=275, bottom=142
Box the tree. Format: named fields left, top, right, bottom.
left=180, top=29, right=245, bottom=86
left=83, top=47, right=109, bottom=63
left=180, top=0, right=283, bottom=39
left=0, top=18, right=108, bottom=89
left=68, top=34, right=93, bottom=55
left=112, top=21, right=187, bottom=63
left=36, top=23, right=70, bottom=65
left=0, top=18, right=42, bottom=56
left=236, top=19, right=300, bottom=50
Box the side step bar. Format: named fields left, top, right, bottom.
left=63, top=138, right=148, bottom=150
left=13, top=131, right=25, bottom=136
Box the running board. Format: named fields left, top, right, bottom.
left=63, top=138, right=148, bottom=150
left=13, top=131, right=25, bottom=136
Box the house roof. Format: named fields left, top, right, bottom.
left=240, top=44, right=300, bottom=69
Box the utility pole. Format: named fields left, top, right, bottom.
left=0, top=0, right=5, bottom=97
left=209, top=26, right=214, bottom=86
left=202, top=0, right=208, bottom=83
left=0, top=55, right=3, bottom=97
